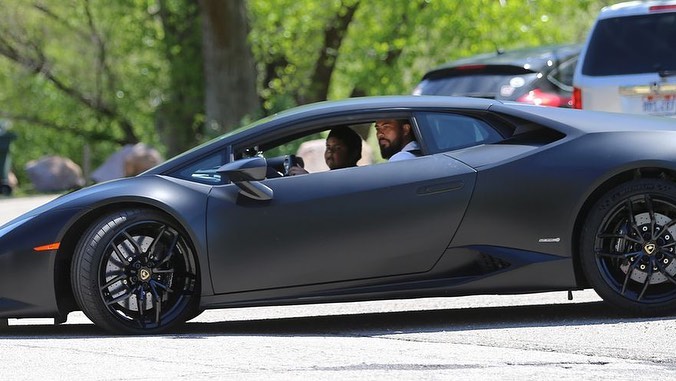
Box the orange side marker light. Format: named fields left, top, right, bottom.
left=33, top=242, right=61, bottom=252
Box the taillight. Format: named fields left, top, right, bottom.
left=572, top=87, right=582, bottom=109
left=650, top=5, right=676, bottom=12
left=456, top=64, right=487, bottom=71
left=516, top=88, right=567, bottom=107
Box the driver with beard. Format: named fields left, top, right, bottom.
left=374, top=119, right=420, bottom=161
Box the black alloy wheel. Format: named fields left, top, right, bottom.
left=581, top=179, right=676, bottom=315
left=72, top=209, right=199, bottom=334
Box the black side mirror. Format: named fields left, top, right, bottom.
left=217, top=157, right=273, bottom=201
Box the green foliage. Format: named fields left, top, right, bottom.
left=0, top=0, right=168, bottom=185
left=249, top=0, right=350, bottom=112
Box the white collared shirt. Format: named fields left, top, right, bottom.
left=389, top=141, right=420, bottom=162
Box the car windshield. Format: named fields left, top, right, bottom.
left=582, top=12, right=676, bottom=76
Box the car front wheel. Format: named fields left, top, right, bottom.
left=72, top=208, right=199, bottom=334
left=581, top=179, right=676, bottom=316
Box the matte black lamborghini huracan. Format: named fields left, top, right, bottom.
left=2, top=96, right=676, bottom=334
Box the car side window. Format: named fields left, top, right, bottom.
left=171, top=150, right=228, bottom=184
left=417, top=112, right=503, bottom=153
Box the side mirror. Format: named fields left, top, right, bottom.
left=217, top=157, right=273, bottom=201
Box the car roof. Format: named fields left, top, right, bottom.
left=262, top=95, right=498, bottom=120
left=422, top=44, right=581, bottom=80
left=597, top=1, right=676, bottom=19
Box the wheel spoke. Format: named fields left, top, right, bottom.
left=626, top=199, right=644, bottom=237
left=110, top=243, right=130, bottom=266
left=156, top=233, right=179, bottom=267
left=595, top=249, right=642, bottom=260
left=105, top=286, right=137, bottom=306
left=108, top=257, right=127, bottom=269
left=152, top=269, right=175, bottom=274
left=100, top=273, right=126, bottom=291
left=654, top=263, right=676, bottom=287
left=147, top=225, right=167, bottom=259
left=137, top=287, right=146, bottom=322
left=644, top=194, right=657, bottom=238
left=150, top=279, right=170, bottom=292
left=656, top=260, right=676, bottom=286
left=597, top=233, right=642, bottom=245
left=123, top=231, right=144, bottom=257
left=657, top=247, right=676, bottom=260
left=621, top=259, right=642, bottom=295
left=154, top=300, right=161, bottom=326
left=637, top=260, right=654, bottom=300
left=148, top=282, right=163, bottom=326
left=148, top=281, right=162, bottom=300
left=655, top=219, right=676, bottom=241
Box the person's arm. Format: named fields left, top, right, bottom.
left=287, top=164, right=309, bottom=175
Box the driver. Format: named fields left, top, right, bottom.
left=288, top=127, right=362, bottom=175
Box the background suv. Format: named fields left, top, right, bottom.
left=573, top=1, right=676, bottom=117
left=413, top=44, right=581, bottom=108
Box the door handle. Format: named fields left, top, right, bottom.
left=417, top=181, right=464, bottom=195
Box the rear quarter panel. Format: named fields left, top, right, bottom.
left=449, top=129, right=676, bottom=259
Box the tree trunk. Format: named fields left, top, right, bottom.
left=199, top=0, right=260, bottom=135
left=156, top=0, right=204, bottom=156
left=303, top=1, right=360, bottom=104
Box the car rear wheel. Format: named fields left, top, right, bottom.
left=72, top=208, right=199, bottom=334
left=581, top=179, right=676, bottom=315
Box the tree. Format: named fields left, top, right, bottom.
left=154, top=0, right=205, bottom=155
left=0, top=0, right=167, bottom=184
left=199, top=0, right=260, bottom=138
left=303, top=0, right=359, bottom=104
left=0, top=0, right=262, bottom=179
left=249, top=0, right=361, bottom=113
left=0, top=2, right=140, bottom=145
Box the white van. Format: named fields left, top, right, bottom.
left=573, top=1, right=676, bottom=117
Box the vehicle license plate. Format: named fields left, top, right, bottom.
left=643, top=94, right=676, bottom=116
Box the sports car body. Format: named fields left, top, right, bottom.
left=2, top=96, right=676, bottom=334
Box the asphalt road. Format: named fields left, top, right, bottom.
left=2, top=195, right=676, bottom=380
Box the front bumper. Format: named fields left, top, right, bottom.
left=0, top=209, right=77, bottom=319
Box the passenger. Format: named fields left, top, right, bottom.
left=288, top=127, right=362, bottom=175
left=374, top=119, right=420, bottom=161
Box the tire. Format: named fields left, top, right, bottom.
left=71, top=209, right=199, bottom=334
left=580, top=179, right=676, bottom=316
